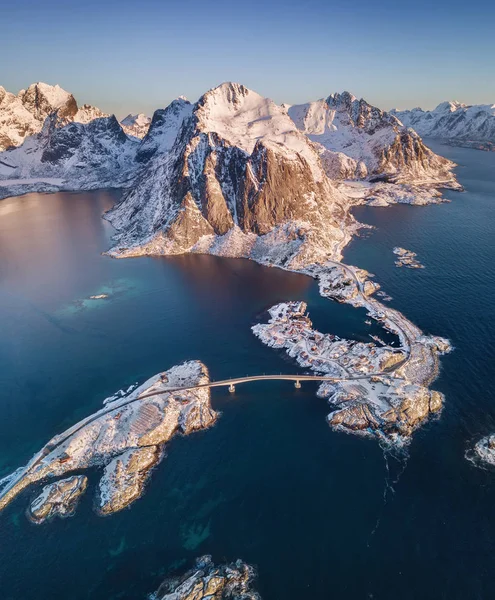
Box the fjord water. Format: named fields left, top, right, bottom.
left=0, top=141, right=494, bottom=599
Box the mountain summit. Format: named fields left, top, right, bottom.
left=106, top=82, right=350, bottom=267
left=0, top=82, right=107, bottom=151
left=288, top=92, right=455, bottom=182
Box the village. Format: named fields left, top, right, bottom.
left=252, top=301, right=406, bottom=378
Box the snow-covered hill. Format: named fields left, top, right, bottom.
left=120, top=113, right=151, bottom=139
left=391, top=102, right=495, bottom=150
left=0, top=82, right=107, bottom=151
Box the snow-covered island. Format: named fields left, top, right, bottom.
left=0, top=361, right=217, bottom=521
left=152, top=555, right=260, bottom=600
left=468, top=434, right=495, bottom=468
left=393, top=247, right=424, bottom=269
left=28, top=475, right=88, bottom=524
left=253, top=259, right=451, bottom=446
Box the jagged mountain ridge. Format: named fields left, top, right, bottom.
left=391, top=101, right=495, bottom=150
left=0, top=82, right=460, bottom=238
left=0, top=112, right=138, bottom=195
left=288, top=91, right=456, bottom=183
left=0, top=82, right=108, bottom=151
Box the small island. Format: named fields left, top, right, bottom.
left=28, top=475, right=88, bottom=524
left=468, top=434, right=495, bottom=467
left=393, top=247, right=424, bottom=269
left=0, top=361, right=217, bottom=522
left=153, top=555, right=260, bottom=600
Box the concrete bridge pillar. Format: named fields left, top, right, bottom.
left=229, top=384, right=235, bottom=393
left=294, top=380, right=301, bottom=389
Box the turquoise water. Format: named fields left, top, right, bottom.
left=0, top=141, right=494, bottom=598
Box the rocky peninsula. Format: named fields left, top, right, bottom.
left=254, top=258, right=451, bottom=446
left=152, top=555, right=260, bottom=600
left=0, top=361, right=217, bottom=522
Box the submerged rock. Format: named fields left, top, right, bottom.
left=153, top=555, right=260, bottom=600
left=469, top=434, right=495, bottom=467
left=28, top=475, right=88, bottom=524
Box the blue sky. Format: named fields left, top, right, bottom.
left=2, top=0, right=494, bottom=118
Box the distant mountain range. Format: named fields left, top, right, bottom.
left=391, top=101, right=495, bottom=151
left=2, top=80, right=486, bottom=266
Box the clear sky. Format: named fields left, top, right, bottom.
left=2, top=0, right=494, bottom=118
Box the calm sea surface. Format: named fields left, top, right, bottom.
left=0, top=141, right=494, bottom=599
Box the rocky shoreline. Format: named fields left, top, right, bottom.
left=253, top=297, right=451, bottom=445
left=27, top=475, right=88, bottom=524
left=467, top=434, right=495, bottom=468
left=0, top=361, right=217, bottom=522
left=151, top=555, right=260, bottom=600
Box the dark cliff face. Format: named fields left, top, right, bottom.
left=40, top=115, right=129, bottom=165
left=238, top=141, right=326, bottom=235
left=136, top=99, right=193, bottom=163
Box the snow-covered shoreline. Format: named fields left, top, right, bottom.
left=0, top=361, right=218, bottom=521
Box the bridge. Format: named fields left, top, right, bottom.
left=136, top=370, right=396, bottom=400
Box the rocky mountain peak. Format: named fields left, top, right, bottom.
left=327, top=91, right=357, bottom=110
left=391, top=100, right=495, bottom=146
left=135, top=98, right=193, bottom=162
left=121, top=113, right=151, bottom=127
left=198, top=82, right=252, bottom=110
left=19, top=82, right=77, bottom=121
left=433, top=100, right=465, bottom=113
left=120, top=112, right=152, bottom=139
left=0, top=82, right=111, bottom=151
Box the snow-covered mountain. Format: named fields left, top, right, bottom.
left=120, top=113, right=151, bottom=138
left=288, top=92, right=456, bottom=183
left=106, top=83, right=351, bottom=268
left=0, top=112, right=138, bottom=198
left=391, top=102, right=495, bottom=150
left=0, top=82, right=107, bottom=151
left=0, top=81, right=462, bottom=257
